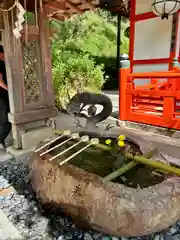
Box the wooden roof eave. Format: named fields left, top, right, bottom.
left=18, top=0, right=129, bottom=21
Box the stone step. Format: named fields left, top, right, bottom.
left=0, top=209, right=23, bottom=239
left=0, top=151, right=13, bottom=163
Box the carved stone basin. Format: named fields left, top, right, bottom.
left=30, top=131, right=180, bottom=237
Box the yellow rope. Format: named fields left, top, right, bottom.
left=0, top=0, right=18, bottom=12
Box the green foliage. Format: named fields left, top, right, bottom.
left=24, top=12, right=36, bottom=24
left=52, top=51, right=104, bottom=108
left=51, top=9, right=129, bottom=108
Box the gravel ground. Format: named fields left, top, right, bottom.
left=1, top=159, right=180, bottom=240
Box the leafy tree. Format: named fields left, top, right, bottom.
left=51, top=9, right=129, bottom=109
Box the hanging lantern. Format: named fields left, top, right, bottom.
left=152, top=0, right=180, bottom=19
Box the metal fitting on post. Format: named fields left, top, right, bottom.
left=120, top=54, right=130, bottom=68
left=172, top=57, right=180, bottom=67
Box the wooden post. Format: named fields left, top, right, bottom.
left=38, top=7, right=55, bottom=108
left=119, top=68, right=130, bottom=120
left=2, top=1, right=57, bottom=150
left=3, top=2, right=25, bottom=148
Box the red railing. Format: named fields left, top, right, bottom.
left=119, top=66, right=180, bottom=130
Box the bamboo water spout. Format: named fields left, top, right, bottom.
left=124, top=152, right=180, bottom=176
left=103, top=148, right=158, bottom=182
left=31, top=136, right=180, bottom=237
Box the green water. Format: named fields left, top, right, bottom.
left=51, top=137, right=165, bottom=188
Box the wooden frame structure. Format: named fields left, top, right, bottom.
left=120, top=66, right=180, bottom=129
left=0, top=0, right=128, bottom=149
left=119, top=0, right=180, bottom=130
left=1, top=0, right=57, bottom=149
left=129, top=0, right=179, bottom=72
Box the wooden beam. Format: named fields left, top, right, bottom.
left=46, top=7, right=69, bottom=19
left=49, top=14, right=66, bottom=21
left=21, top=24, right=56, bottom=39
left=56, top=11, right=70, bottom=19
left=47, top=7, right=70, bottom=20
left=21, top=25, right=40, bottom=42
left=66, top=0, right=84, bottom=14
left=43, top=0, right=64, bottom=3
left=46, top=1, right=66, bottom=11
left=45, top=6, right=62, bottom=17
left=8, top=108, right=57, bottom=124
left=82, top=0, right=96, bottom=9
left=22, top=25, right=39, bottom=36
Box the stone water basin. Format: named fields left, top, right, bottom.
left=30, top=131, right=180, bottom=237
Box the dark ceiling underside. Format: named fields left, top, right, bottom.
left=17, top=0, right=129, bottom=21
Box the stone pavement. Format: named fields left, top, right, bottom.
left=0, top=152, right=23, bottom=240
left=0, top=208, right=23, bottom=240
left=0, top=151, right=13, bottom=163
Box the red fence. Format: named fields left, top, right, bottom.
left=119, top=67, right=180, bottom=130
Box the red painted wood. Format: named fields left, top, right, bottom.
left=134, top=12, right=157, bottom=21
left=132, top=58, right=169, bottom=65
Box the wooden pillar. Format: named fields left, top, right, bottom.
left=2, top=1, right=57, bottom=149
left=38, top=7, right=55, bottom=108
left=3, top=2, right=25, bottom=148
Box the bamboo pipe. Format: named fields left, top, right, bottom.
left=124, top=152, right=180, bottom=176
left=95, top=143, right=180, bottom=176
left=104, top=161, right=137, bottom=182
left=103, top=148, right=158, bottom=182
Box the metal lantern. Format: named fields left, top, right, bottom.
left=152, top=0, right=180, bottom=19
